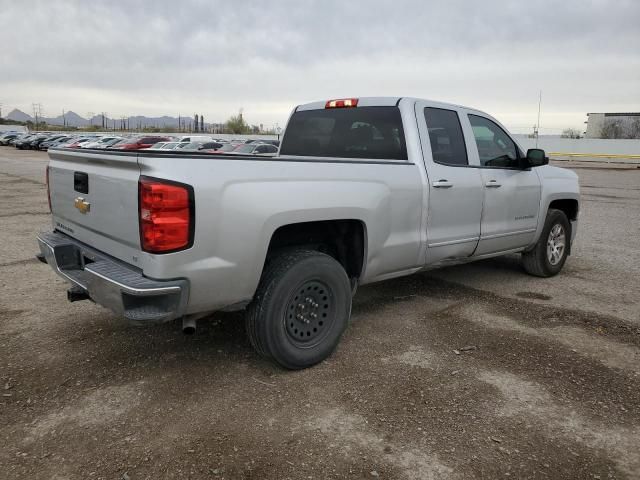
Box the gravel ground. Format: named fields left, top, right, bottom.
left=1, top=148, right=639, bottom=480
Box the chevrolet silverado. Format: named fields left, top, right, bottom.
left=37, top=97, right=580, bottom=369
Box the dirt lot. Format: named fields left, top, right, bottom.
left=1, top=148, right=639, bottom=480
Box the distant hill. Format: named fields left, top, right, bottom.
left=5, top=108, right=213, bottom=129
left=41, top=111, right=88, bottom=127
left=6, top=109, right=32, bottom=122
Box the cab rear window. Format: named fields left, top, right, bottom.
left=280, top=106, right=407, bottom=160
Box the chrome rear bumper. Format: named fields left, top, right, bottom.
left=36, top=231, right=189, bottom=325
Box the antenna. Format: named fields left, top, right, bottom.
left=535, top=90, right=542, bottom=148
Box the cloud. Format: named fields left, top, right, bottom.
left=1, top=0, right=639, bottom=131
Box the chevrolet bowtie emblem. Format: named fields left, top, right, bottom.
left=74, top=197, right=91, bottom=214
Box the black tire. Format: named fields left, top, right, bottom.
left=245, top=249, right=352, bottom=370
left=522, top=208, right=570, bottom=277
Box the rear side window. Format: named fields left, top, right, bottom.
left=280, top=106, right=407, bottom=160
left=423, top=108, right=468, bottom=166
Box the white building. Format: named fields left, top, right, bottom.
left=585, top=112, right=640, bottom=139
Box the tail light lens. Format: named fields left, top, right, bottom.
left=46, top=166, right=51, bottom=212
left=139, top=176, right=194, bottom=253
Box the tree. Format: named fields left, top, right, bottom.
left=625, top=118, right=640, bottom=139
left=225, top=114, right=249, bottom=134
left=561, top=128, right=581, bottom=139
left=600, top=119, right=623, bottom=139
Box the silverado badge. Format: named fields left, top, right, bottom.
left=74, top=197, right=91, bottom=214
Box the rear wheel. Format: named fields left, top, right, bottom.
left=245, top=249, right=352, bottom=369
left=522, top=208, right=570, bottom=277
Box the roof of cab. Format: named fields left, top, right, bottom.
left=296, top=97, right=401, bottom=111
left=295, top=96, right=481, bottom=114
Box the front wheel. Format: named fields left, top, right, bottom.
left=245, top=249, right=352, bottom=369
left=522, top=208, right=570, bottom=277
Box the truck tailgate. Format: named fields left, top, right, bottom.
left=47, top=148, right=142, bottom=263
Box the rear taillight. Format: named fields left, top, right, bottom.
left=138, top=176, right=194, bottom=253
left=325, top=98, right=359, bottom=108
left=46, top=166, right=51, bottom=212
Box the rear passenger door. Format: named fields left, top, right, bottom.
left=464, top=113, right=542, bottom=255
left=415, top=102, right=484, bottom=264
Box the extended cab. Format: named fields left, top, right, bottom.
left=37, top=97, right=579, bottom=369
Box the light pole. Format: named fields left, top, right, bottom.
left=32, top=103, right=43, bottom=132
left=535, top=91, right=542, bottom=148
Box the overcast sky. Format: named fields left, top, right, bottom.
left=1, top=0, right=639, bottom=133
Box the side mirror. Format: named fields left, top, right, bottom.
left=525, top=148, right=549, bottom=167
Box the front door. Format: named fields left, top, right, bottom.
left=465, top=114, right=542, bottom=255
left=416, top=102, right=484, bottom=264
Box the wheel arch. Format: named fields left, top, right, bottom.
left=263, top=219, right=368, bottom=283
left=548, top=198, right=579, bottom=222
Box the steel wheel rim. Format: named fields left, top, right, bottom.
left=284, top=280, right=335, bottom=347
left=546, top=224, right=566, bottom=266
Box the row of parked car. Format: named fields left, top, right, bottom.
left=0, top=131, right=280, bottom=155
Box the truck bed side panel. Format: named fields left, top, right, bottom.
left=137, top=155, right=424, bottom=314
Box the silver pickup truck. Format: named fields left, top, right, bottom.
left=37, top=97, right=579, bottom=369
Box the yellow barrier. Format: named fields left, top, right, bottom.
left=548, top=152, right=640, bottom=160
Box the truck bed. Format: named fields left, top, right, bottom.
left=46, top=146, right=423, bottom=315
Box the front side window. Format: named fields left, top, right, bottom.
left=424, top=107, right=468, bottom=166
left=280, top=106, right=407, bottom=160
left=468, top=115, right=520, bottom=168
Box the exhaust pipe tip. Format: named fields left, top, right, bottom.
left=182, top=316, right=197, bottom=335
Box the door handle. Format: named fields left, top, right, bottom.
left=432, top=179, right=453, bottom=188
left=485, top=180, right=502, bottom=188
